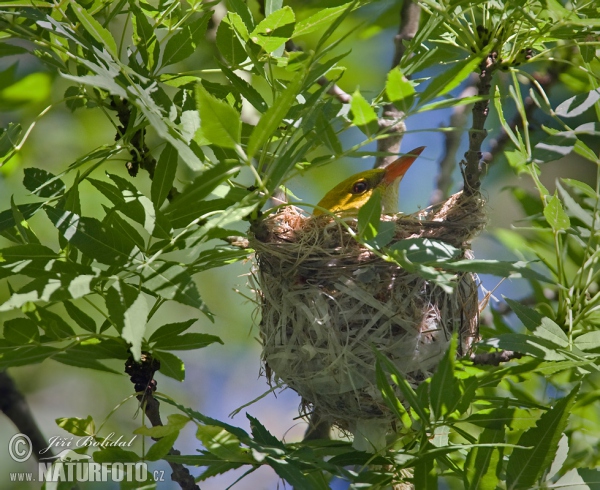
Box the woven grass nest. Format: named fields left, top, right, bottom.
left=249, top=191, right=487, bottom=449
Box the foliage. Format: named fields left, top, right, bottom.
left=0, top=0, right=599, bottom=488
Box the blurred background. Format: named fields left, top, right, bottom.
left=0, top=0, right=596, bottom=488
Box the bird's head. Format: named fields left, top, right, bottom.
left=313, top=146, right=425, bottom=216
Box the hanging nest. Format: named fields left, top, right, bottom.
left=249, top=191, right=487, bottom=443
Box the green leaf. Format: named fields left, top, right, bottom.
left=350, top=90, right=379, bottom=137
left=532, top=133, right=576, bottom=164
left=374, top=350, right=429, bottom=423
left=440, top=259, right=552, bottom=283
left=155, top=333, right=222, bottom=351
left=226, top=0, right=255, bottom=31
left=464, top=427, right=504, bottom=490
left=64, top=302, right=97, bottom=333
left=357, top=189, right=381, bottom=242
left=151, top=143, right=178, bottom=208
left=53, top=352, right=120, bottom=374
left=375, top=360, right=412, bottom=429
left=504, top=298, right=569, bottom=347
left=0, top=122, right=22, bottom=158
left=574, top=331, right=600, bottom=351
left=196, top=425, right=252, bottom=463
left=430, top=336, right=460, bottom=419
left=293, top=4, right=352, bottom=37
left=555, top=89, right=600, bottom=118
left=104, top=280, right=148, bottom=361
left=219, top=63, right=268, bottom=113
left=543, top=193, right=571, bottom=230
left=267, top=457, right=321, bottom=490
left=145, top=431, right=179, bottom=461
left=141, top=261, right=213, bottom=319
left=69, top=0, right=118, bottom=58
left=389, top=238, right=459, bottom=264
left=93, top=447, right=140, bottom=463
left=419, top=55, right=483, bottom=103
left=247, top=414, right=284, bottom=448
left=162, top=15, right=209, bottom=67
left=247, top=76, right=303, bottom=161
left=56, top=415, right=95, bottom=437
left=3, top=318, right=40, bottom=345
left=250, top=6, right=295, bottom=53
left=164, top=161, right=241, bottom=228
left=386, top=67, right=415, bottom=111
left=506, top=384, right=579, bottom=490
left=149, top=319, right=196, bottom=344
left=23, top=168, right=65, bottom=198
left=33, top=306, right=76, bottom=340
left=196, top=84, right=241, bottom=149
left=0, top=345, right=59, bottom=369
left=481, top=334, right=567, bottom=361
left=154, top=350, right=185, bottom=381
left=9, top=197, right=40, bottom=244
left=0, top=203, right=43, bottom=234
left=45, top=208, right=135, bottom=265
left=216, top=15, right=247, bottom=66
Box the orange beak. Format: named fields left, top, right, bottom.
left=383, top=146, right=425, bottom=185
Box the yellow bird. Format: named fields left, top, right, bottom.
left=313, top=147, right=425, bottom=216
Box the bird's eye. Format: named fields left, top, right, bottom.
left=352, top=180, right=368, bottom=194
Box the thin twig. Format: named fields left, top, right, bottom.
left=470, top=350, right=523, bottom=365
left=462, top=51, right=500, bottom=194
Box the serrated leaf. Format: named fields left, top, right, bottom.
left=196, top=84, right=241, bottom=149
left=250, top=6, right=295, bottom=53
left=574, top=331, right=600, bottom=351
left=430, top=337, right=460, bottom=419
left=376, top=360, right=412, bottom=428
left=0, top=345, right=59, bottom=369
left=481, top=334, right=567, bottom=361
left=555, top=89, right=600, bottom=118
left=151, top=143, right=178, bottom=208
left=45, top=207, right=135, bottom=265
left=386, top=67, right=415, bottom=110
left=104, top=280, right=148, bottom=361
left=419, top=55, right=483, bottom=103
left=64, top=302, right=97, bottom=333
left=247, top=76, right=303, bottom=160
left=23, top=168, right=65, bottom=198
left=293, top=4, right=352, bottom=37
left=544, top=194, right=571, bottom=230
left=145, top=431, right=180, bottom=461
left=247, top=414, right=284, bottom=447
left=155, top=333, right=222, bottom=351
left=164, top=161, right=241, bottom=228
left=506, top=385, right=579, bottom=490
left=532, top=133, right=577, bottom=164
left=219, top=63, right=268, bottom=112
left=3, top=318, right=40, bottom=345
left=149, top=319, right=196, bottom=344
left=141, top=261, right=212, bottom=319
left=350, top=90, right=378, bottom=137
left=465, top=427, right=504, bottom=490
left=267, top=457, right=320, bottom=490
left=217, top=15, right=247, bottom=66
left=53, top=352, right=120, bottom=374
left=56, top=415, right=95, bottom=437
left=69, top=0, right=118, bottom=58
left=162, top=15, right=209, bottom=67
left=505, top=298, right=569, bottom=347
left=154, top=350, right=185, bottom=381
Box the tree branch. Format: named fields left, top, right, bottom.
left=0, top=371, right=56, bottom=461
left=470, top=350, right=523, bottom=365
left=462, top=51, right=499, bottom=194
left=125, top=353, right=199, bottom=490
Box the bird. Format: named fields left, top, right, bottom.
left=313, top=147, right=425, bottom=216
